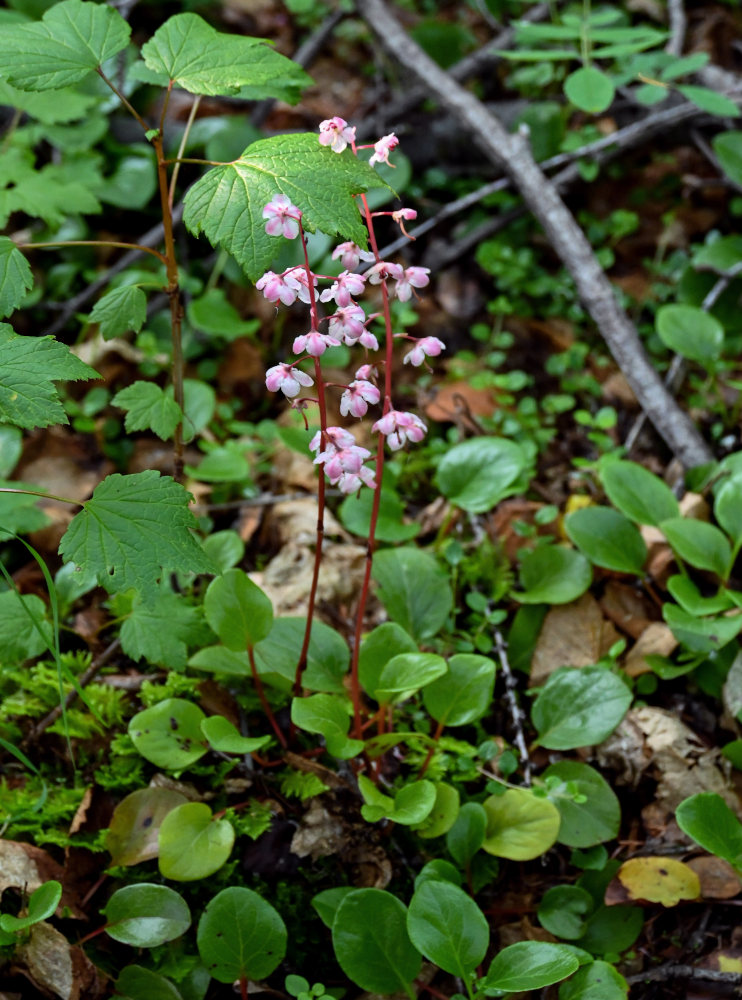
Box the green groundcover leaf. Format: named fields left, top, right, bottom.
left=655, top=303, right=724, bottom=364
left=0, top=590, right=52, bottom=661
left=515, top=545, right=592, bottom=604
left=484, top=941, right=580, bottom=992
left=120, top=591, right=203, bottom=670
left=129, top=697, right=208, bottom=770
left=116, top=966, right=184, bottom=1000
left=482, top=787, right=561, bottom=860
left=544, top=761, right=621, bottom=847
left=91, top=285, right=147, bottom=340
left=197, top=887, right=286, bottom=983
left=564, top=66, right=614, bottom=114
left=601, top=459, right=679, bottom=525
left=113, top=382, right=182, bottom=441
left=565, top=507, right=647, bottom=574
left=140, top=12, right=311, bottom=100
left=0, top=237, right=32, bottom=319
left=0, top=325, right=98, bottom=429
left=676, top=792, right=742, bottom=871
left=372, top=547, right=453, bottom=641
left=407, top=880, right=489, bottom=976
left=59, top=471, right=214, bottom=603
left=435, top=436, right=528, bottom=513
left=103, top=884, right=191, bottom=948
left=183, top=133, right=387, bottom=281
left=0, top=0, right=131, bottom=91
left=159, top=802, right=235, bottom=881
left=559, top=959, right=628, bottom=999
left=423, top=653, right=496, bottom=726
left=532, top=667, right=632, bottom=750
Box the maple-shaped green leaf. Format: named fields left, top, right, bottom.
left=120, top=591, right=204, bottom=669
left=112, top=382, right=182, bottom=440
left=59, top=471, right=215, bottom=603
left=0, top=590, right=52, bottom=661
left=183, top=134, right=388, bottom=281
left=90, top=285, right=147, bottom=340
left=0, top=325, right=98, bottom=429
left=140, top=13, right=311, bottom=100
left=0, top=78, right=97, bottom=125
left=0, top=237, right=32, bottom=319
left=0, top=0, right=131, bottom=91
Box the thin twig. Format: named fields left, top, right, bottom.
left=626, top=964, right=742, bottom=987
left=493, top=629, right=531, bottom=786
left=665, top=0, right=687, bottom=57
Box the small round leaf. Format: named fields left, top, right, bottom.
left=197, top=887, right=286, bottom=983
left=482, top=787, right=561, bottom=860
left=103, top=884, right=191, bottom=947
left=158, top=802, right=235, bottom=881
left=435, top=437, right=527, bottom=513
left=128, top=698, right=208, bottom=769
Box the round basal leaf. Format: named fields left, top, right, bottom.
left=538, top=885, right=594, bottom=939
left=515, top=545, right=592, bottom=604
left=375, top=652, right=448, bottom=704
left=391, top=780, right=437, bottom=825
left=576, top=903, right=643, bottom=955
left=713, top=130, right=742, bottom=188
left=601, top=460, right=679, bottom=526
left=359, top=622, right=418, bottom=699
left=656, top=303, right=724, bottom=364
left=332, top=889, right=421, bottom=994
left=485, top=941, right=580, bottom=992
left=372, top=547, right=453, bottom=642
left=158, top=802, right=235, bottom=881
left=197, top=887, right=287, bottom=983
left=203, top=569, right=273, bottom=649
left=200, top=715, right=271, bottom=754
left=415, top=782, right=460, bottom=838
left=564, top=66, right=614, bottom=114
left=544, top=761, right=621, bottom=847
left=128, top=698, right=208, bottom=769
left=0, top=880, right=62, bottom=934
left=291, top=693, right=363, bottom=759
left=559, top=960, right=627, bottom=1000
left=106, top=787, right=188, bottom=866
left=423, top=654, right=496, bottom=726
left=565, top=507, right=647, bottom=574
left=715, top=477, right=742, bottom=548
left=414, top=860, right=463, bottom=889
left=660, top=516, right=732, bottom=578
left=482, top=787, right=561, bottom=860
left=103, top=884, right=191, bottom=947
left=201, top=530, right=245, bottom=573
left=407, top=880, right=489, bottom=976
left=435, top=437, right=527, bottom=513
left=115, top=966, right=184, bottom=1000
left=311, top=887, right=357, bottom=929
left=447, top=802, right=487, bottom=867
left=615, top=857, right=700, bottom=906
left=253, top=617, right=349, bottom=693
left=532, top=667, right=632, bottom=750
left=676, top=792, right=742, bottom=870
left=693, top=234, right=742, bottom=274
left=339, top=487, right=420, bottom=543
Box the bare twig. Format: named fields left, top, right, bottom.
left=357, top=0, right=713, bottom=469
left=626, top=963, right=742, bottom=987
left=494, top=629, right=531, bottom=786
left=665, top=0, right=687, bottom=58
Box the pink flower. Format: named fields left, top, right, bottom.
left=262, top=194, right=301, bottom=239
left=358, top=330, right=379, bottom=350
left=369, top=133, right=399, bottom=167
left=255, top=270, right=298, bottom=306
left=355, top=363, right=378, bottom=381
left=373, top=409, right=427, bottom=451
left=392, top=208, right=417, bottom=222
left=319, top=444, right=371, bottom=481
left=367, top=261, right=403, bottom=285
left=403, top=336, right=445, bottom=367
left=318, top=117, right=356, bottom=153
left=265, top=363, right=314, bottom=398
left=395, top=266, right=430, bottom=302
left=340, top=380, right=381, bottom=418
left=293, top=330, right=341, bottom=357
left=283, top=265, right=318, bottom=305
left=337, top=465, right=377, bottom=494
left=328, top=304, right=366, bottom=342
left=332, top=241, right=375, bottom=270
left=310, top=426, right=356, bottom=456
left=320, top=270, right=366, bottom=308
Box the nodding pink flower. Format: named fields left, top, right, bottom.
left=358, top=330, right=379, bottom=350
left=328, top=304, right=366, bottom=341
left=263, top=193, right=301, bottom=239
left=292, top=330, right=341, bottom=357
left=395, top=266, right=431, bottom=302
left=318, top=444, right=371, bottom=481
left=265, top=363, right=314, bottom=398
left=403, top=336, right=446, bottom=367
left=337, top=465, right=377, bottom=494
left=369, top=133, right=399, bottom=167
left=367, top=261, right=404, bottom=286
left=392, top=208, right=417, bottom=222
left=310, top=426, right=356, bottom=456
left=332, top=241, right=375, bottom=270
left=355, top=363, right=378, bottom=381
left=283, top=265, right=318, bottom=305
left=255, top=270, right=298, bottom=306
left=319, top=117, right=356, bottom=154
left=373, top=409, right=427, bottom=451
left=340, top=379, right=381, bottom=418
left=320, top=270, right=366, bottom=308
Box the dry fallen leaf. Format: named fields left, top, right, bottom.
left=624, top=622, right=679, bottom=677
left=606, top=856, right=700, bottom=907
left=530, top=592, right=620, bottom=686
left=106, top=787, right=189, bottom=866
left=18, top=921, right=105, bottom=1000
left=687, top=855, right=742, bottom=899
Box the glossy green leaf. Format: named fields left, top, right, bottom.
left=601, top=460, right=679, bottom=525
left=538, top=885, right=594, bottom=939
left=359, top=776, right=436, bottom=825
left=197, top=887, right=286, bottom=982
left=676, top=792, right=742, bottom=871
left=693, top=235, right=742, bottom=273
left=532, top=667, right=632, bottom=750
left=311, top=887, right=357, bottom=929
left=415, top=782, right=460, bottom=839
left=375, top=652, right=447, bottom=704
left=677, top=85, right=739, bottom=118
left=515, top=545, right=592, bottom=604
left=254, top=617, right=349, bottom=692
left=128, top=697, right=208, bottom=769
left=201, top=530, right=244, bottom=573
left=59, top=471, right=214, bottom=603
left=0, top=880, right=61, bottom=934
left=565, top=507, right=647, bottom=574
left=447, top=802, right=487, bottom=867
left=482, top=787, right=561, bottom=860
left=120, top=591, right=203, bottom=670
left=291, top=694, right=363, bottom=759
left=407, top=880, right=489, bottom=975
left=158, top=802, right=235, bottom=881
left=90, top=285, right=147, bottom=340
left=663, top=603, right=742, bottom=653
left=423, top=653, right=496, bottom=726
left=544, top=761, right=620, bottom=847
left=0, top=325, right=97, bottom=429
left=713, top=130, right=742, bottom=187
left=372, top=547, right=453, bottom=641
left=0, top=0, right=130, bottom=90
left=103, top=884, right=191, bottom=947
left=715, top=477, right=742, bottom=547
left=485, top=941, right=580, bottom=992
left=106, top=787, right=188, bottom=867
left=435, top=437, right=528, bottom=513
left=559, top=960, right=627, bottom=999
left=113, top=381, right=182, bottom=441
left=359, top=622, right=418, bottom=699
left=575, top=904, right=643, bottom=955
left=564, top=66, right=614, bottom=113
left=339, top=487, right=420, bottom=543
left=0, top=237, right=32, bottom=319
left=115, top=967, right=183, bottom=1000
left=200, top=715, right=270, bottom=755
left=332, top=889, right=421, bottom=994
left=656, top=304, right=724, bottom=364
left=184, top=134, right=385, bottom=281
left=204, top=569, right=273, bottom=650
left=660, top=516, right=731, bottom=577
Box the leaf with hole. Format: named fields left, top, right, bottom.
left=614, top=857, right=700, bottom=906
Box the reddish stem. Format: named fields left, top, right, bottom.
left=248, top=646, right=287, bottom=749
left=418, top=719, right=445, bottom=778
left=240, top=975, right=249, bottom=1000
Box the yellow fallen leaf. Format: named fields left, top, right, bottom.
left=617, top=856, right=700, bottom=906
left=719, top=955, right=742, bottom=974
